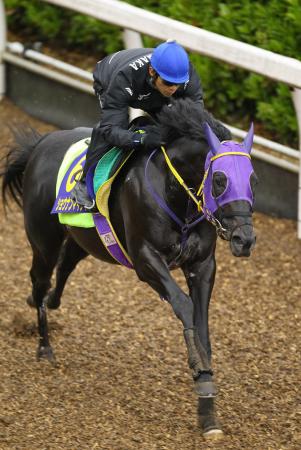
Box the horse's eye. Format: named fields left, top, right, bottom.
left=212, top=171, right=227, bottom=198
left=250, top=172, right=259, bottom=194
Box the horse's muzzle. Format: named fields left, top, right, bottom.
left=229, top=224, right=256, bottom=257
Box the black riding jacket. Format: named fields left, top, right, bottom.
left=93, top=48, right=204, bottom=149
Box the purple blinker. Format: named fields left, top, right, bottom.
left=203, top=123, right=255, bottom=217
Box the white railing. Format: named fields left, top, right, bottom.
left=0, top=0, right=5, bottom=98
left=1, top=0, right=301, bottom=231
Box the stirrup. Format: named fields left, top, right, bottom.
left=72, top=193, right=96, bottom=210
left=83, top=199, right=96, bottom=210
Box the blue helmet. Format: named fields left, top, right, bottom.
left=150, top=40, right=189, bottom=84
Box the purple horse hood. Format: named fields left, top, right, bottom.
left=202, top=123, right=255, bottom=218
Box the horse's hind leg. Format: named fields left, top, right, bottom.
left=30, top=245, right=61, bottom=362
left=45, top=237, right=88, bottom=310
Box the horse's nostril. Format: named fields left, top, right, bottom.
left=232, top=235, right=243, bottom=247
left=231, top=234, right=256, bottom=251
left=248, top=236, right=256, bottom=248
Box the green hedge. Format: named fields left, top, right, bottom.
left=5, top=0, right=301, bottom=146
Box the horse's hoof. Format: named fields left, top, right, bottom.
left=203, top=429, right=224, bottom=440
left=44, top=290, right=60, bottom=310
left=199, top=414, right=223, bottom=440
left=26, top=295, right=36, bottom=308
left=37, top=345, right=56, bottom=364
left=194, top=380, right=217, bottom=397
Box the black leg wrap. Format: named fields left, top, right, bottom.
left=184, top=327, right=217, bottom=398
left=184, top=327, right=211, bottom=374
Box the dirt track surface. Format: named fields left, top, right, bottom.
left=0, top=98, right=300, bottom=450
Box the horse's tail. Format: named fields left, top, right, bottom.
left=1, top=128, right=43, bottom=209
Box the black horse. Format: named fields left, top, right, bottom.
left=1, top=99, right=257, bottom=438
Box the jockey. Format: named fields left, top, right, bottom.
left=72, top=39, right=204, bottom=209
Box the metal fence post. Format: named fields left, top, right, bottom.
left=292, top=88, right=301, bottom=237
left=0, top=0, right=6, bottom=100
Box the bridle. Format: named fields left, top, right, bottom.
left=145, top=145, right=253, bottom=241
left=197, top=149, right=253, bottom=239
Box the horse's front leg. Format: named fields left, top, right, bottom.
left=132, top=244, right=216, bottom=396
left=183, top=254, right=223, bottom=438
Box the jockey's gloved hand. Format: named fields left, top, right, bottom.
left=141, top=126, right=163, bottom=150
left=131, top=132, right=145, bottom=148
left=131, top=126, right=163, bottom=150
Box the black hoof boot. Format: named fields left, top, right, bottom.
left=194, top=379, right=217, bottom=398
left=194, top=371, right=217, bottom=398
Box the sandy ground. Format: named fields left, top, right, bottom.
left=0, top=98, right=300, bottom=450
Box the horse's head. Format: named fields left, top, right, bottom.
left=202, top=122, right=257, bottom=257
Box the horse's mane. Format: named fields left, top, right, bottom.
left=156, top=98, right=231, bottom=144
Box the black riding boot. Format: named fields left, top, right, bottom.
left=71, top=127, right=110, bottom=209
left=71, top=178, right=96, bottom=210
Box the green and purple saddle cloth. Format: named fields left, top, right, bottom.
left=51, top=138, right=134, bottom=268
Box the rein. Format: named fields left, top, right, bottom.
left=144, top=149, right=205, bottom=246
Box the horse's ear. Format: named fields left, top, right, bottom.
left=243, top=123, right=254, bottom=154
left=203, top=122, right=221, bottom=155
